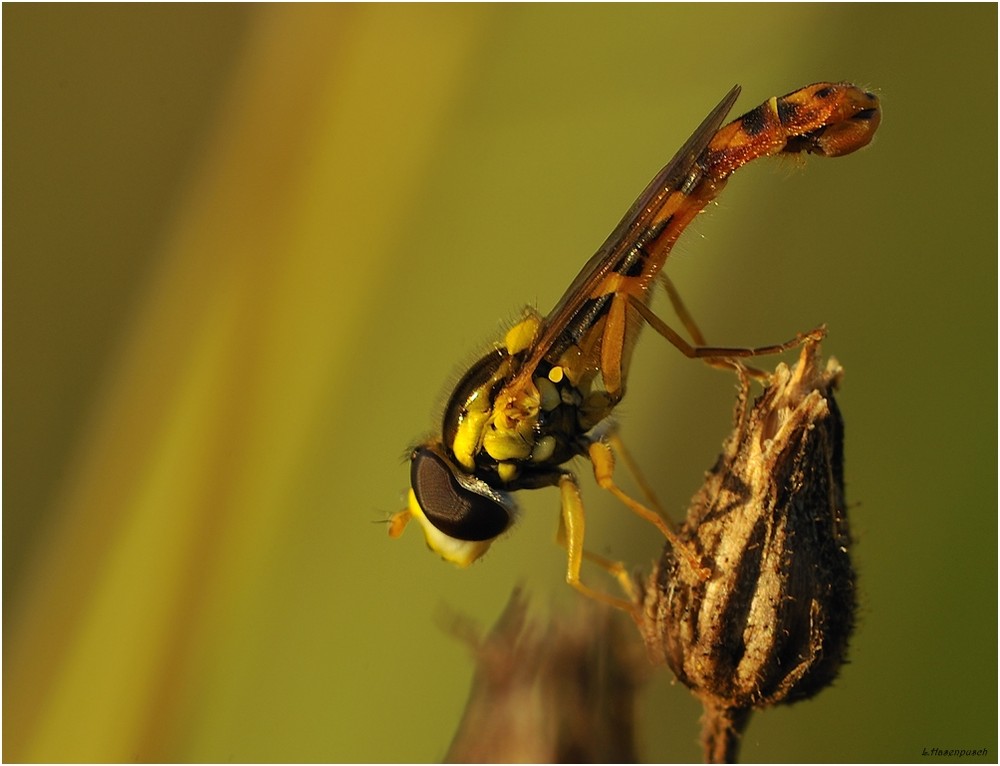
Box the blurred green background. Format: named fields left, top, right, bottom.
left=4, top=4, right=996, bottom=762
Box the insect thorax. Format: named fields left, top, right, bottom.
left=442, top=314, right=615, bottom=491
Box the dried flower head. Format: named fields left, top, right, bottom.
left=639, top=340, right=855, bottom=762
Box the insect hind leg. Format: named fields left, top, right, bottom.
left=630, top=290, right=826, bottom=371
left=660, top=274, right=709, bottom=347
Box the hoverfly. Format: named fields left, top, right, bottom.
left=391, top=83, right=880, bottom=609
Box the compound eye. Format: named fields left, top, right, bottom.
left=410, top=447, right=511, bottom=542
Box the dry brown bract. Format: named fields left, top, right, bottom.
left=445, top=589, right=647, bottom=763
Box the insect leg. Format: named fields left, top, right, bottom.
left=660, top=275, right=767, bottom=379
left=659, top=274, right=709, bottom=346
left=557, top=473, right=638, bottom=614
left=605, top=372, right=756, bottom=526
left=604, top=432, right=670, bottom=523
left=629, top=293, right=826, bottom=362
left=554, top=518, right=640, bottom=604
left=588, top=440, right=710, bottom=580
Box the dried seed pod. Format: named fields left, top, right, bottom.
left=639, top=341, right=855, bottom=762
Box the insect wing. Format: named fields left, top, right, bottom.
left=517, top=84, right=742, bottom=377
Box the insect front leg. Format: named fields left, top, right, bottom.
left=556, top=473, right=638, bottom=614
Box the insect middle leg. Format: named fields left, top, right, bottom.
left=604, top=431, right=670, bottom=523
left=587, top=440, right=711, bottom=580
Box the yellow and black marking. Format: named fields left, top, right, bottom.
left=392, top=82, right=880, bottom=611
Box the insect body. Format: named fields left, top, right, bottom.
left=392, top=83, right=880, bottom=607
